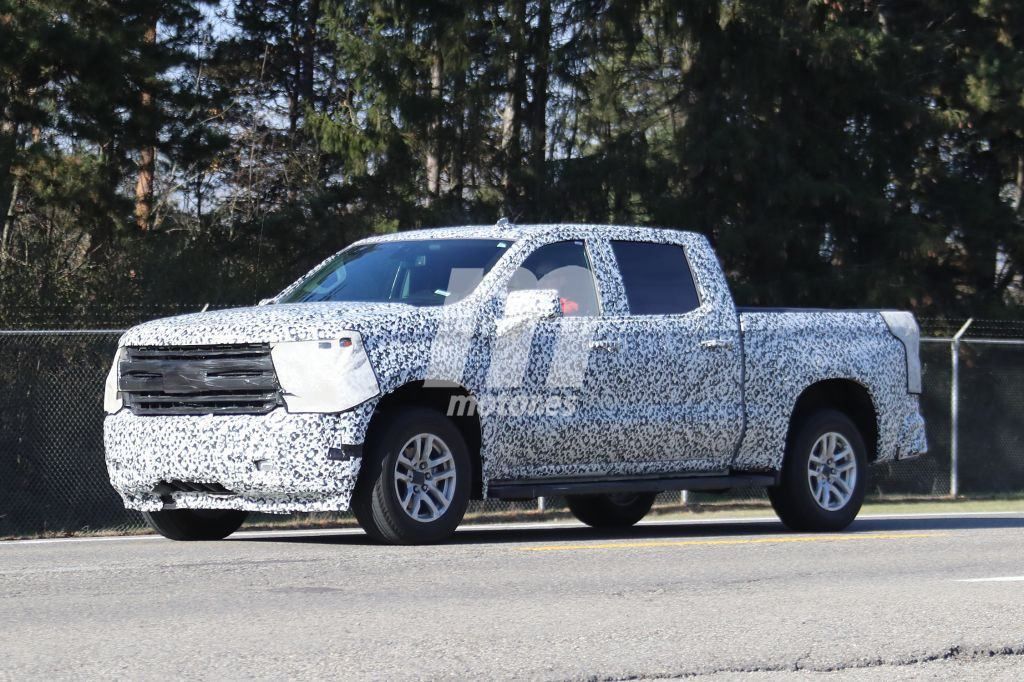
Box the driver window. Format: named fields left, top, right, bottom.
left=508, top=240, right=600, bottom=317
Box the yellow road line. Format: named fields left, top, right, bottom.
left=516, top=532, right=947, bottom=552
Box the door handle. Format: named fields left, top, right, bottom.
left=700, top=338, right=734, bottom=351
left=590, top=339, right=620, bottom=352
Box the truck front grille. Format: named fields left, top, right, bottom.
left=119, top=344, right=282, bottom=416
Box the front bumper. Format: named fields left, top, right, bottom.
left=104, top=404, right=374, bottom=513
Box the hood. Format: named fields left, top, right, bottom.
left=119, top=301, right=428, bottom=347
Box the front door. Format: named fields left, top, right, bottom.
left=480, top=238, right=616, bottom=481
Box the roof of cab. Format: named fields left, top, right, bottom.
left=359, top=223, right=692, bottom=243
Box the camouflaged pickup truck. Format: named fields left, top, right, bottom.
left=103, top=224, right=926, bottom=543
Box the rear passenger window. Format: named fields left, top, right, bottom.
left=610, top=241, right=700, bottom=315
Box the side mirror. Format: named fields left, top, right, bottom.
left=499, top=289, right=562, bottom=333
left=505, top=288, right=562, bottom=320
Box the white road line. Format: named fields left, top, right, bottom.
left=2, top=510, right=1022, bottom=547
left=956, top=576, right=1024, bottom=583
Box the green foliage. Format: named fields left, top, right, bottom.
left=1, top=0, right=1023, bottom=323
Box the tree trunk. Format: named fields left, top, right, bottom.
left=527, top=0, right=551, bottom=213
left=0, top=174, right=18, bottom=263
left=301, top=0, right=320, bottom=106
left=286, top=0, right=302, bottom=136
left=134, top=19, right=157, bottom=231
left=0, top=119, right=17, bottom=257
left=452, top=67, right=466, bottom=206
left=426, top=42, right=443, bottom=200
left=501, top=0, right=527, bottom=212
left=1014, top=153, right=1023, bottom=217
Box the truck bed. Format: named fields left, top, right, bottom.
left=734, top=307, right=921, bottom=470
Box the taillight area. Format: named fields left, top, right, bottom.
left=880, top=311, right=922, bottom=394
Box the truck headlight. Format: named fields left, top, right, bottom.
left=270, top=333, right=380, bottom=413
left=881, top=311, right=922, bottom=394
left=104, top=348, right=124, bottom=414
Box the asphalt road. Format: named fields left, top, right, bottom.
left=3, top=513, right=1024, bottom=680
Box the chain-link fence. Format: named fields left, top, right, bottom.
left=1, top=316, right=1022, bottom=538
left=0, top=330, right=133, bottom=536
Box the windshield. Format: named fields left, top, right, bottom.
left=281, top=239, right=513, bottom=306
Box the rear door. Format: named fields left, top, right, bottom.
left=590, top=237, right=745, bottom=473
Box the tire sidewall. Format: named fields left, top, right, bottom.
left=567, top=492, right=657, bottom=528
left=143, top=509, right=248, bottom=541
left=369, top=408, right=471, bottom=544
left=781, top=409, right=868, bottom=531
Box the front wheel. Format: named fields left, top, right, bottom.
left=566, top=492, right=657, bottom=528
left=352, top=407, right=471, bottom=545
left=142, top=509, right=248, bottom=541
left=768, top=408, right=867, bottom=532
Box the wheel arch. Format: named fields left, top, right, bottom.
left=366, top=380, right=484, bottom=499
left=787, top=379, right=879, bottom=462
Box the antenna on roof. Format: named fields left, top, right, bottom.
left=495, top=216, right=510, bottom=228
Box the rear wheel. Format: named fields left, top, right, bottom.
left=142, top=509, right=248, bottom=541
left=352, top=407, right=471, bottom=544
left=768, top=408, right=867, bottom=532
left=566, top=492, right=657, bottom=528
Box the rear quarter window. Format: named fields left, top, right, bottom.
left=610, top=241, right=700, bottom=315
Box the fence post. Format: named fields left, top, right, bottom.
left=949, top=318, right=973, bottom=498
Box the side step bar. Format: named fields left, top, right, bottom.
left=487, top=472, right=778, bottom=500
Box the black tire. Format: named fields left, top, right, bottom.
left=768, top=408, right=867, bottom=532
left=352, top=407, right=471, bottom=545
left=566, top=492, right=657, bottom=528
left=142, top=509, right=248, bottom=541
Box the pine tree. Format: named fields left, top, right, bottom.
left=3, top=0, right=1024, bottom=318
